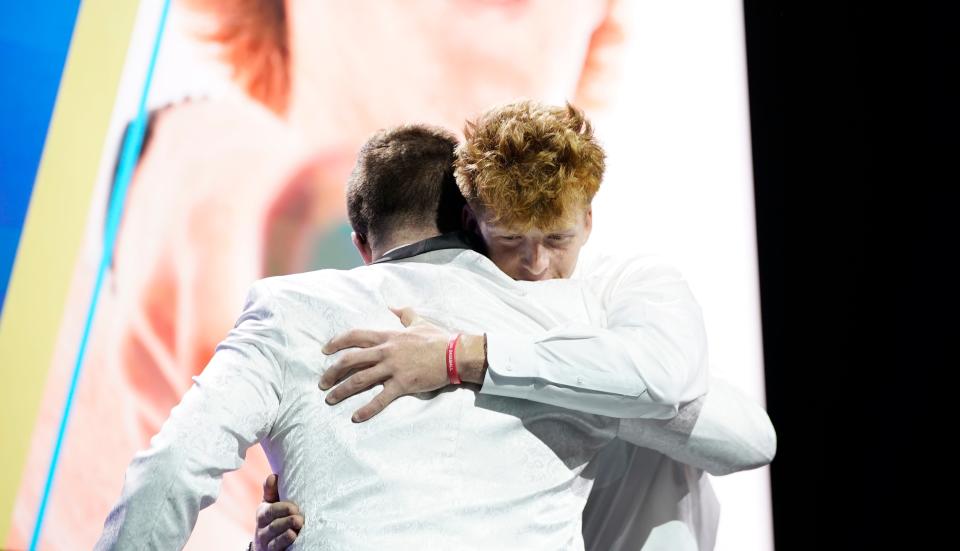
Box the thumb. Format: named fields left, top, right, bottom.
left=262, top=473, right=280, bottom=503
left=389, top=306, right=422, bottom=328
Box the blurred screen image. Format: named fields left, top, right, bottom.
left=2, top=1, right=769, bottom=549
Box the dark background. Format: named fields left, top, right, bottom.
left=745, top=2, right=953, bottom=548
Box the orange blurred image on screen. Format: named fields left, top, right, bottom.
left=9, top=1, right=626, bottom=548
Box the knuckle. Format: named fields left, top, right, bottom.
left=398, top=373, right=417, bottom=390
left=326, top=364, right=342, bottom=379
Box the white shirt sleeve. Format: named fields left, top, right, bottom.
left=615, top=377, right=777, bottom=476
left=481, top=254, right=709, bottom=419
left=95, top=281, right=286, bottom=549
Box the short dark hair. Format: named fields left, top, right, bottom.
left=347, top=124, right=463, bottom=244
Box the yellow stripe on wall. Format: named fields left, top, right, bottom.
left=0, top=0, right=142, bottom=540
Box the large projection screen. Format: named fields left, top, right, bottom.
left=2, top=1, right=772, bottom=549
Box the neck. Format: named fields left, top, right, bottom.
left=370, top=228, right=442, bottom=261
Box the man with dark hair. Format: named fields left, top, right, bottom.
left=278, top=102, right=770, bottom=550
left=97, top=120, right=773, bottom=550
left=346, top=124, right=465, bottom=250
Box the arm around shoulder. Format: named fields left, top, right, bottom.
left=616, top=376, right=777, bottom=476
left=480, top=254, right=710, bottom=419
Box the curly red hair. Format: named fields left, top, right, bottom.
left=455, top=100, right=605, bottom=231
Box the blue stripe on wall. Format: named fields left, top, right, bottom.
left=0, top=1, right=83, bottom=315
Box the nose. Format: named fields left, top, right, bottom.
left=523, top=243, right=550, bottom=278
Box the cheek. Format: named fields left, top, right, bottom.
left=549, top=249, right=577, bottom=278
left=487, top=246, right=520, bottom=274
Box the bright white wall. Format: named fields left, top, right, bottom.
left=590, top=2, right=773, bottom=550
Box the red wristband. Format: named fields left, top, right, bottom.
left=446, top=333, right=463, bottom=385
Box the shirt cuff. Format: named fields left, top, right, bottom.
left=484, top=332, right=539, bottom=380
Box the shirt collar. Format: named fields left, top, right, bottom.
left=372, top=231, right=485, bottom=264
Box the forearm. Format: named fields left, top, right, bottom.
left=478, top=256, right=709, bottom=419
left=96, top=437, right=214, bottom=549
left=478, top=325, right=703, bottom=419
left=96, top=381, right=245, bottom=548
left=616, top=377, right=777, bottom=476
left=98, top=280, right=285, bottom=546
left=459, top=329, right=674, bottom=418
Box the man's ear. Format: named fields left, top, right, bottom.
left=351, top=232, right=373, bottom=265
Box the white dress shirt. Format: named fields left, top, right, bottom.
left=484, top=247, right=743, bottom=550
left=96, top=247, right=774, bottom=550
left=580, top=374, right=774, bottom=550
left=483, top=249, right=710, bottom=419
